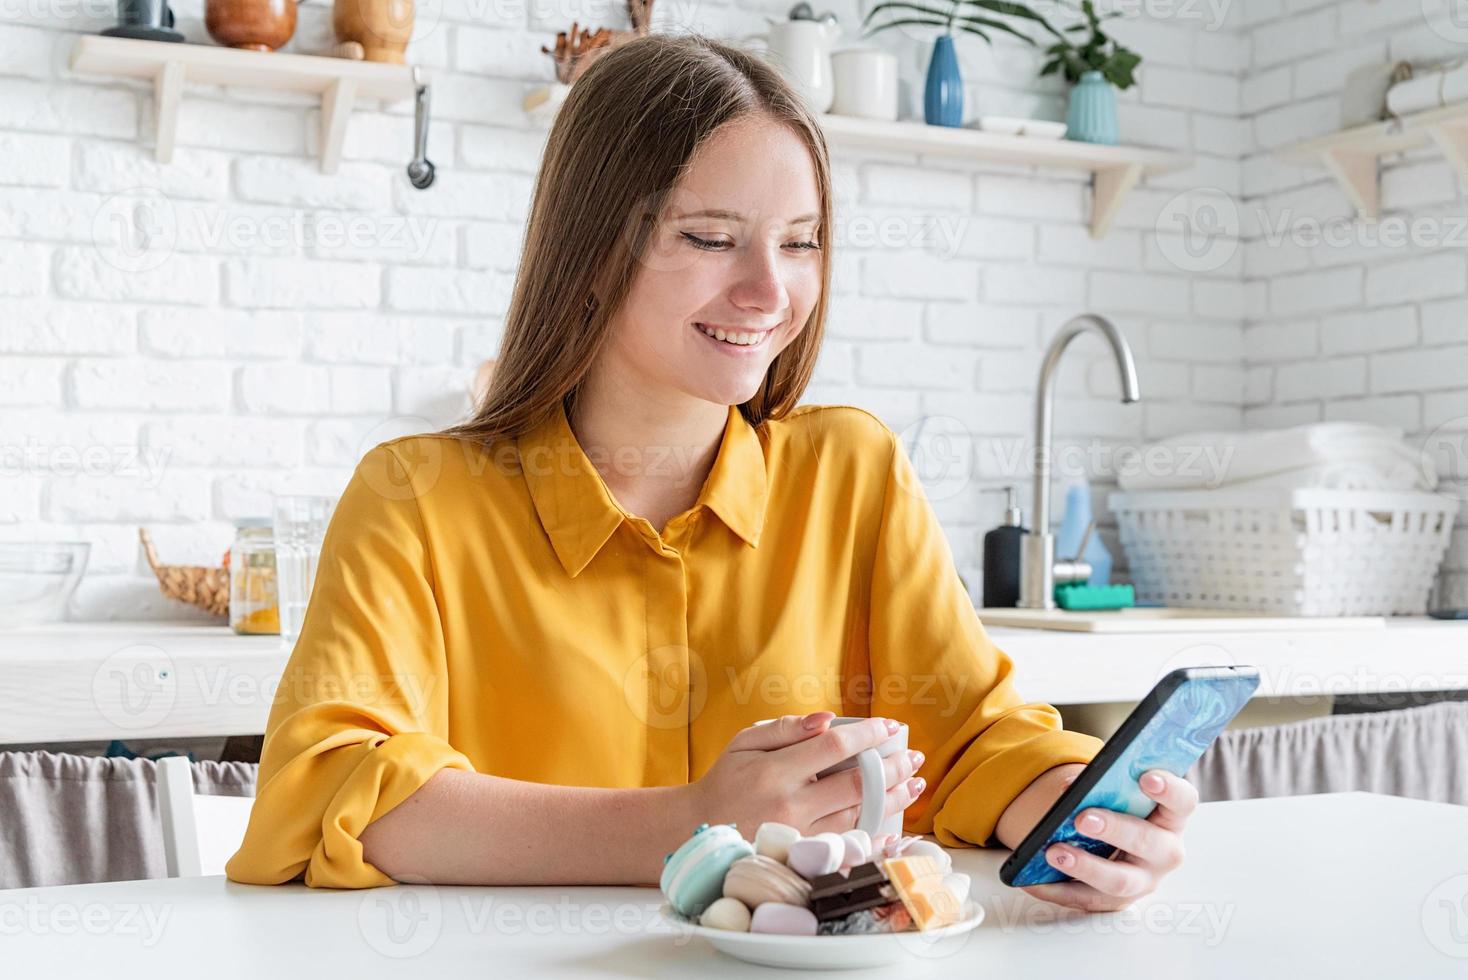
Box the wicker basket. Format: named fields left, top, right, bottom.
left=139, top=527, right=229, bottom=618
left=1108, top=487, right=1459, bottom=616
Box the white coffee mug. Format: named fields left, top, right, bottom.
left=830, top=48, right=899, bottom=121
left=752, top=715, right=910, bottom=838
left=816, top=717, right=909, bottom=838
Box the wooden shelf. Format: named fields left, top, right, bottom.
left=70, top=35, right=418, bottom=174
left=1278, top=101, right=1468, bottom=221
left=522, top=83, right=1192, bottom=238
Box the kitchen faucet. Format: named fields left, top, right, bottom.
left=1018, top=314, right=1141, bottom=610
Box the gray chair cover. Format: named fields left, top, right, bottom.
left=0, top=750, right=256, bottom=889
left=1190, top=701, right=1468, bottom=805
left=5, top=704, right=1465, bottom=888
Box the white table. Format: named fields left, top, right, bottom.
left=3, top=793, right=1466, bottom=977
left=4, top=619, right=1468, bottom=744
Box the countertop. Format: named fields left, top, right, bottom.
left=3, top=617, right=1466, bottom=744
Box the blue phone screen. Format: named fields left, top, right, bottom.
left=1008, top=671, right=1259, bottom=887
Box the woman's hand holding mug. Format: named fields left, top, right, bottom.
left=687, top=711, right=925, bottom=837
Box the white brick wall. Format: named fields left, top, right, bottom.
left=1238, top=0, right=1468, bottom=607
left=4, top=1, right=1252, bottom=618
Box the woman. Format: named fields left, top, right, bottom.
left=226, top=33, right=1193, bottom=912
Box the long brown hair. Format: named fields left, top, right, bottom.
left=442, top=33, right=833, bottom=447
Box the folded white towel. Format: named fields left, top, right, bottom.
left=1115, top=422, right=1437, bottom=492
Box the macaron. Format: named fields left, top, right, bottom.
left=754, top=821, right=801, bottom=863
left=787, top=832, right=845, bottom=879
left=699, top=896, right=752, bottom=932
left=750, top=902, right=818, bottom=936
left=660, top=823, right=754, bottom=918
left=722, top=854, right=812, bottom=908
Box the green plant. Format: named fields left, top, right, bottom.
left=1040, top=0, right=1141, bottom=89
left=861, top=0, right=1059, bottom=46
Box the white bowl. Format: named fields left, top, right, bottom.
left=658, top=901, right=985, bottom=969
left=0, top=542, right=90, bottom=628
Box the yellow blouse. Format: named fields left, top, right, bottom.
left=225, top=401, right=1102, bottom=889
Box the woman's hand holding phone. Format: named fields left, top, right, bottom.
left=1011, top=763, right=1196, bottom=913
left=687, top=712, right=926, bottom=836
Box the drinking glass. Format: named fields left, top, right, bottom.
left=273, top=495, right=336, bottom=648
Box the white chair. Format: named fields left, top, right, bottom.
left=157, top=756, right=255, bottom=877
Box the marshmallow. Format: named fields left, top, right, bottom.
left=750, top=902, right=818, bottom=936
left=787, top=833, right=844, bottom=879
left=753, top=822, right=801, bottom=863
left=839, top=829, right=872, bottom=868
left=699, top=896, right=752, bottom=932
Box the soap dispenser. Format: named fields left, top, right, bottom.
left=982, top=486, right=1027, bottom=608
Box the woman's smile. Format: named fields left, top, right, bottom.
left=693, top=322, right=779, bottom=351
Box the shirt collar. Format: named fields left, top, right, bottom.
left=518, top=400, right=768, bottom=577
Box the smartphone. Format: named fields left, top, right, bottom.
left=999, top=665, right=1261, bottom=888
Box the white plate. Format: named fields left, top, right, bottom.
left=1020, top=120, right=1067, bottom=139
left=658, top=901, right=986, bottom=969
left=976, top=116, right=1067, bottom=139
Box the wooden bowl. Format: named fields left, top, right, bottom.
left=206, top=0, right=299, bottom=53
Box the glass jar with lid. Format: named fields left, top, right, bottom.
left=229, top=518, right=280, bottom=635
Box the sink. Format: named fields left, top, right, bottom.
left=975, top=606, right=1386, bottom=633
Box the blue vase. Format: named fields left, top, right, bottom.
left=924, top=34, right=963, bottom=127
left=1066, top=69, right=1118, bottom=144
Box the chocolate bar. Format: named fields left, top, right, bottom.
left=808, top=861, right=897, bottom=922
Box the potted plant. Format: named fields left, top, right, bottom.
left=1039, top=0, right=1141, bottom=145
left=862, top=1, right=1056, bottom=127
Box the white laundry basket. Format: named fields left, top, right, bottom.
left=1107, top=487, right=1460, bottom=616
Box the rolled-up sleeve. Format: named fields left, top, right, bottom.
left=867, top=429, right=1102, bottom=848
left=225, top=444, right=473, bottom=888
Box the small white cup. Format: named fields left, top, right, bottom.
left=830, top=48, right=900, bottom=122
